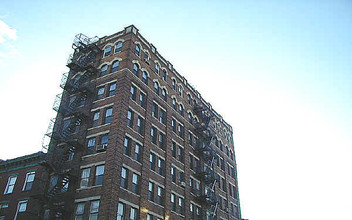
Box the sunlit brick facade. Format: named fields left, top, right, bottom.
left=42, top=25, right=242, bottom=220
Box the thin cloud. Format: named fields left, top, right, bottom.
left=0, top=20, right=17, bottom=44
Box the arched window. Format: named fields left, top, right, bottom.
left=161, top=88, right=167, bottom=101
left=226, top=146, right=229, bottom=156
left=162, top=70, right=167, bottom=81
left=172, top=98, right=177, bottom=110
left=104, top=46, right=112, bottom=57
left=230, top=151, right=234, bottom=160
left=187, top=94, right=192, bottom=105
left=100, top=64, right=108, bottom=77
left=115, top=42, right=123, bottom=53
left=188, top=112, right=192, bottom=123
left=135, top=44, right=140, bottom=56
left=155, top=63, right=160, bottom=74
left=142, top=71, right=148, bottom=84
left=133, top=63, right=139, bottom=76
left=179, top=104, right=184, bottom=116
left=172, top=79, right=176, bottom=90
left=111, top=61, right=119, bottom=73
left=153, top=81, right=159, bottom=94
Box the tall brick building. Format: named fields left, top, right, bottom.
left=42, top=25, right=242, bottom=220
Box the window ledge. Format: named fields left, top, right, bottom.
left=76, top=185, right=102, bottom=191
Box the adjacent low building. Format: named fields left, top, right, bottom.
left=0, top=152, right=46, bottom=220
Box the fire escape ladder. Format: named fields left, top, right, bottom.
left=41, top=33, right=100, bottom=219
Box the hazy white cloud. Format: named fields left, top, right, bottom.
left=0, top=20, right=17, bottom=43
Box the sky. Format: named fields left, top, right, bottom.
left=0, top=0, right=351, bottom=219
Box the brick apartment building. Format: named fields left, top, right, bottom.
left=40, top=25, right=242, bottom=220
left=0, top=152, right=46, bottom=220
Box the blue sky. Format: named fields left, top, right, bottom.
left=1, top=1, right=351, bottom=219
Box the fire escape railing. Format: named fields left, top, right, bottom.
left=39, top=33, right=101, bottom=219
left=193, top=103, right=220, bottom=220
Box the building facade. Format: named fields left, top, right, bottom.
left=43, top=25, right=241, bottom=220
left=0, top=152, right=46, bottom=220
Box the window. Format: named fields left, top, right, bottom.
left=155, top=63, right=159, bottom=74
left=92, top=111, right=100, bottom=127
left=80, top=168, right=90, bottom=188
left=89, top=200, right=100, bottom=220
left=161, top=88, right=167, bottom=101
left=151, top=127, right=157, bottom=144
left=108, top=83, right=117, bottom=97
left=188, top=112, right=193, bottom=123
left=137, top=117, right=144, bottom=135
left=187, top=94, right=192, bottom=105
left=96, top=87, right=105, bottom=100
left=178, top=197, right=184, bottom=215
left=132, top=173, right=140, bottom=194
left=172, top=79, right=176, bottom=90
left=115, top=42, right=123, bottom=53
left=4, top=176, right=17, bottom=194
left=123, top=137, right=132, bottom=156
left=171, top=119, right=176, bottom=132
left=100, top=65, right=108, bottom=77
left=220, top=158, right=225, bottom=171
left=157, top=186, right=164, bottom=206
left=171, top=194, right=176, bottom=211
left=172, top=98, right=177, bottom=110
left=178, top=86, right=183, bottom=97
left=87, top=138, right=96, bottom=153
left=152, top=103, right=158, bottom=118
left=162, top=70, right=167, bottom=81
left=135, top=44, right=140, bottom=56
left=139, top=93, right=146, bottom=108
left=23, top=171, right=35, bottom=191
left=120, top=167, right=128, bottom=189
left=178, top=124, right=184, bottom=138
left=94, top=165, right=105, bottom=186
left=178, top=147, right=184, bottom=163
left=171, top=167, right=176, bottom=182
left=142, top=71, right=148, bottom=84
left=104, top=107, right=113, bottom=124
left=171, top=142, right=177, bottom=158
left=130, top=207, right=138, bottom=220
left=157, top=158, right=165, bottom=176
left=134, top=143, right=142, bottom=162
left=0, top=202, right=8, bottom=220
left=158, top=133, right=165, bottom=150
left=226, top=146, right=229, bottom=156
left=159, top=109, right=166, bottom=124
left=111, top=61, right=120, bottom=73
left=177, top=172, right=184, bottom=185
left=222, top=177, right=226, bottom=192
left=179, top=104, right=184, bottom=116
left=117, top=202, right=125, bottom=220
left=153, top=81, right=159, bottom=94
left=101, top=135, right=109, bottom=146
left=149, top=153, right=156, bottom=171
left=75, top=203, right=85, bottom=220
left=14, top=200, right=27, bottom=219
left=130, top=85, right=136, bottom=101
left=148, top=182, right=154, bottom=201
left=104, top=46, right=112, bottom=56
left=133, top=63, right=139, bottom=76
left=127, top=109, right=134, bottom=127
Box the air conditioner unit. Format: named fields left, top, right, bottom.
left=97, top=143, right=108, bottom=152
left=144, top=58, right=150, bottom=64
left=180, top=181, right=186, bottom=187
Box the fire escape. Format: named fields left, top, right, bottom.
left=193, top=103, right=220, bottom=220
left=40, top=34, right=101, bottom=219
